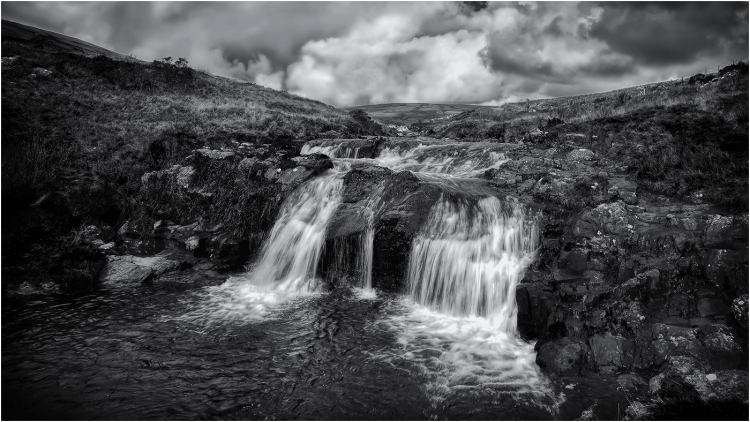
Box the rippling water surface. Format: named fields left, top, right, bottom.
left=3, top=283, right=632, bottom=420
left=4, top=140, right=635, bottom=419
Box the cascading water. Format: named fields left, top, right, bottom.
left=407, top=195, right=537, bottom=331
left=191, top=138, right=555, bottom=402
left=375, top=194, right=554, bottom=403
left=299, top=139, right=558, bottom=406
left=182, top=171, right=344, bottom=323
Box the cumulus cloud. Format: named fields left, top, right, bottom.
left=3, top=1, right=747, bottom=106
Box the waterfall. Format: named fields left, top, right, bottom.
left=183, top=171, right=344, bottom=323
left=407, top=195, right=537, bottom=332
left=251, top=172, right=344, bottom=292
left=357, top=225, right=374, bottom=290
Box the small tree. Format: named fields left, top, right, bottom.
left=175, top=57, right=188, bottom=68
left=161, top=57, right=173, bottom=64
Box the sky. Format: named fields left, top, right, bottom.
left=3, top=2, right=748, bottom=107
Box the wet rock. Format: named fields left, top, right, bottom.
left=206, top=235, right=250, bottom=270
left=535, top=337, right=590, bottom=375
left=558, top=248, right=589, bottom=274
left=574, top=201, right=629, bottom=239
left=641, top=268, right=662, bottom=295
left=295, top=153, right=334, bottom=174
left=696, top=296, right=728, bottom=318
left=278, top=166, right=314, bottom=186
left=98, top=242, right=116, bottom=254
left=608, top=178, right=638, bottom=205
left=566, top=148, right=595, bottom=161
left=589, top=334, right=633, bottom=374
left=516, top=283, right=552, bottom=339
left=195, top=148, right=235, bottom=160
left=99, top=253, right=180, bottom=285
left=698, top=324, right=745, bottom=370
left=650, top=373, right=702, bottom=402
left=731, top=294, right=748, bottom=330
left=617, top=373, right=648, bottom=392
left=238, top=157, right=258, bottom=171
left=703, top=215, right=746, bottom=249
left=703, top=249, right=748, bottom=296
left=651, top=323, right=707, bottom=362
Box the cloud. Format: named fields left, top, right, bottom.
left=286, top=15, right=503, bottom=106
left=589, top=2, right=748, bottom=66
left=3, top=2, right=747, bottom=107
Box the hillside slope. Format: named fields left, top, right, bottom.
left=348, top=103, right=497, bottom=125
left=359, top=65, right=749, bottom=211
left=1, top=19, right=386, bottom=290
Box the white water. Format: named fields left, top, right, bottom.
left=370, top=193, right=555, bottom=404
left=301, top=140, right=554, bottom=401
left=188, top=139, right=551, bottom=401
left=182, top=171, right=344, bottom=323
left=302, top=140, right=510, bottom=178
left=408, top=195, right=537, bottom=331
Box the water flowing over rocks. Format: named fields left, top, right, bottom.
left=49, top=135, right=745, bottom=413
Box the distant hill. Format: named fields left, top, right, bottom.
left=348, top=103, right=497, bottom=125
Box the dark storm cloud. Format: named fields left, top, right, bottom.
left=590, top=2, right=749, bottom=66
left=2, top=2, right=747, bottom=106
left=459, top=2, right=489, bottom=14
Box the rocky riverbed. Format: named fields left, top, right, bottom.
left=9, top=135, right=747, bottom=418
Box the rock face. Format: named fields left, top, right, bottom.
left=509, top=142, right=749, bottom=408
left=536, top=337, right=590, bottom=375
left=121, top=141, right=334, bottom=270
left=86, top=135, right=748, bottom=410
left=99, top=253, right=180, bottom=285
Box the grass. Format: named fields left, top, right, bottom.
left=1, top=19, right=386, bottom=290
left=417, top=62, right=748, bottom=211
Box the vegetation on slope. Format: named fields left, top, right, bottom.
left=1, top=19, right=386, bottom=291
left=419, top=63, right=749, bottom=211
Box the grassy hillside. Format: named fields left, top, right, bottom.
left=1, top=19, right=386, bottom=290
left=348, top=103, right=497, bottom=126
left=400, top=65, right=748, bottom=211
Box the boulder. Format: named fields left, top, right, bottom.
left=698, top=324, right=746, bottom=370
left=574, top=201, right=629, bottom=239
left=536, top=337, right=590, bottom=375
left=566, top=149, right=595, bottom=161
left=608, top=178, right=638, bottom=205
left=99, top=253, right=180, bottom=285
left=703, top=249, right=748, bottom=296
left=703, top=215, right=746, bottom=249
left=731, top=294, right=748, bottom=330
left=651, top=323, right=708, bottom=362
left=589, top=334, right=634, bottom=374
left=516, top=283, right=553, bottom=339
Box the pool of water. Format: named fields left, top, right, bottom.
left=2, top=280, right=636, bottom=420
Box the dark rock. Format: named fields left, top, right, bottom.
left=516, top=283, right=552, bottom=339
left=295, top=153, right=334, bottom=175
left=731, top=294, right=748, bottom=330
left=574, top=201, right=629, bottom=239
left=617, top=373, right=648, bottom=392
left=589, top=334, right=630, bottom=374
left=703, top=215, right=747, bottom=250
left=608, top=178, right=638, bottom=205
left=99, top=254, right=179, bottom=285
left=703, top=249, right=748, bottom=296
left=698, top=324, right=746, bottom=370
left=652, top=373, right=702, bottom=403
left=558, top=248, right=589, bottom=274
left=536, top=337, right=590, bottom=376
